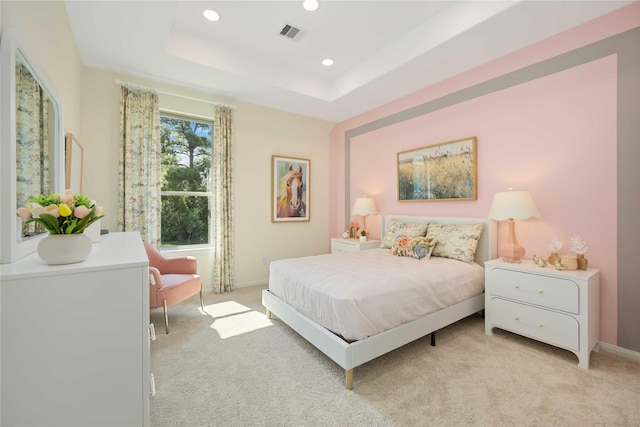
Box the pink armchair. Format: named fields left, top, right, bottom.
left=144, top=242, right=204, bottom=334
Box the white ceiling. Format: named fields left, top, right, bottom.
left=64, top=0, right=633, bottom=122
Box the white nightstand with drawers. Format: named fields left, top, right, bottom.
left=331, top=238, right=380, bottom=253
left=484, top=259, right=600, bottom=368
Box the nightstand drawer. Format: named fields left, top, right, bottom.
left=489, top=268, right=579, bottom=314
left=330, top=238, right=380, bottom=254
left=490, top=298, right=579, bottom=351
left=331, top=241, right=357, bottom=253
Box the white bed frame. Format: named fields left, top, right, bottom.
left=262, top=215, right=497, bottom=389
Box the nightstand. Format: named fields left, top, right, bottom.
left=484, top=259, right=600, bottom=368
left=331, top=238, right=380, bottom=254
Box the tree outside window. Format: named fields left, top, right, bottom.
left=160, top=113, right=212, bottom=247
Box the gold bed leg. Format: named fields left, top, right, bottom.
left=265, top=309, right=272, bottom=319
left=345, top=369, right=353, bottom=390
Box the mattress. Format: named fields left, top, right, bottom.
left=268, top=248, right=485, bottom=341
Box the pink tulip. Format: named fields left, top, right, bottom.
left=16, top=207, right=32, bottom=220
left=43, top=204, right=61, bottom=218
left=30, top=203, right=44, bottom=218
left=74, top=205, right=91, bottom=219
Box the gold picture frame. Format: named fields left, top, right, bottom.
left=398, top=136, right=477, bottom=201
left=271, top=155, right=310, bottom=222
left=65, top=133, right=83, bottom=192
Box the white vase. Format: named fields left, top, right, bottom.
left=359, top=236, right=367, bottom=242
left=37, top=234, right=92, bottom=265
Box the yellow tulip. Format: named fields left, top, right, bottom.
left=58, top=204, right=72, bottom=217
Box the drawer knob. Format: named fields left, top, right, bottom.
left=538, top=323, right=544, bottom=328
left=149, top=323, right=157, bottom=341
left=514, top=284, right=520, bottom=289
left=515, top=316, right=520, bottom=321
left=150, top=373, right=156, bottom=397
left=538, top=289, right=544, bottom=294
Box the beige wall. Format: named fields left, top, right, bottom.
left=1, top=0, right=83, bottom=138
left=81, top=68, right=333, bottom=290
left=2, top=0, right=334, bottom=291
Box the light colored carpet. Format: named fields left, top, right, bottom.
left=150, top=285, right=640, bottom=427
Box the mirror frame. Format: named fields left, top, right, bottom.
left=0, top=29, right=65, bottom=263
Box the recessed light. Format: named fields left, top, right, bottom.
left=303, top=0, right=319, bottom=12
left=322, top=58, right=334, bottom=67
left=203, top=9, right=220, bottom=22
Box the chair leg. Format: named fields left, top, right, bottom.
left=163, top=299, right=169, bottom=334
left=199, top=284, right=204, bottom=311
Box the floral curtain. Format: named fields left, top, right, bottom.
left=15, top=61, right=50, bottom=208
left=117, top=85, right=161, bottom=245
left=212, top=106, right=234, bottom=293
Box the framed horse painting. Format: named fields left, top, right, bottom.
left=272, top=155, right=310, bottom=222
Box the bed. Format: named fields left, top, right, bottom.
left=262, top=215, right=497, bottom=389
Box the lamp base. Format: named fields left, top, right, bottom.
left=500, top=219, right=526, bottom=263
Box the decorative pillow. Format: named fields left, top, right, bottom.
left=391, top=236, right=437, bottom=261
left=426, top=223, right=485, bottom=264
left=380, top=219, right=429, bottom=249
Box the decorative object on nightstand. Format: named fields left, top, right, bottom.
left=351, top=196, right=377, bottom=236
left=547, top=237, right=563, bottom=266
left=488, top=188, right=541, bottom=263
left=532, top=254, right=547, bottom=267
left=359, top=229, right=367, bottom=242
left=553, top=258, right=567, bottom=270
left=485, top=259, right=600, bottom=369
left=570, top=234, right=589, bottom=270
left=348, top=221, right=360, bottom=238
left=560, top=254, right=578, bottom=270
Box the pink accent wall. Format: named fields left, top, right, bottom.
left=329, top=3, right=640, bottom=346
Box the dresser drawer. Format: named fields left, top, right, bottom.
left=489, top=298, right=579, bottom=351
left=489, top=268, right=579, bottom=314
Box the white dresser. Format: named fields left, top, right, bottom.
left=0, top=232, right=150, bottom=426
left=484, top=259, right=599, bottom=369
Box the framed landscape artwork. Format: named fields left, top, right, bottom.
left=398, top=136, right=477, bottom=202
left=271, top=155, right=310, bottom=222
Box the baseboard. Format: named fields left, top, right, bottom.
left=202, top=279, right=267, bottom=293
left=599, top=342, right=640, bottom=362
left=234, top=279, right=268, bottom=289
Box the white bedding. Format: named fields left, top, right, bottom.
left=268, top=248, right=485, bottom=342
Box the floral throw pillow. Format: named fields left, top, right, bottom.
left=380, top=219, right=429, bottom=249
left=426, top=223, right=485, bottom=264
left=391, top=236, right=437, bottom=260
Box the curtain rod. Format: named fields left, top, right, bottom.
left=114, top=79, right=236, bottom=109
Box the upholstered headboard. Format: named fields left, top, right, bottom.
left=380, top=215, right=497, bottom=266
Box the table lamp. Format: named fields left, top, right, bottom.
left=488, top=189, right=541, bottom=262
left=351, top=196, right=377, bottom=235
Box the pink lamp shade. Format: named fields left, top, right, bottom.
left=488, top=189, right=541, bottom=262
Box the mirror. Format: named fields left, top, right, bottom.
left=1, top=29, right=64, bottom=263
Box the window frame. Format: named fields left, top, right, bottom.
left=159, top=110, right=214, bottom=250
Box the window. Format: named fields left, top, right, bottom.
left=160, top=112, right=213, bottom=247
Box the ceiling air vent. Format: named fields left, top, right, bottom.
left=280, top=24, right=304, bottom=41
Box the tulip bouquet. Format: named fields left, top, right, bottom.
left=17, top=190, right=104, bottom=235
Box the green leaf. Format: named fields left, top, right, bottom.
left=36, top=213, right=62, bottom=234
